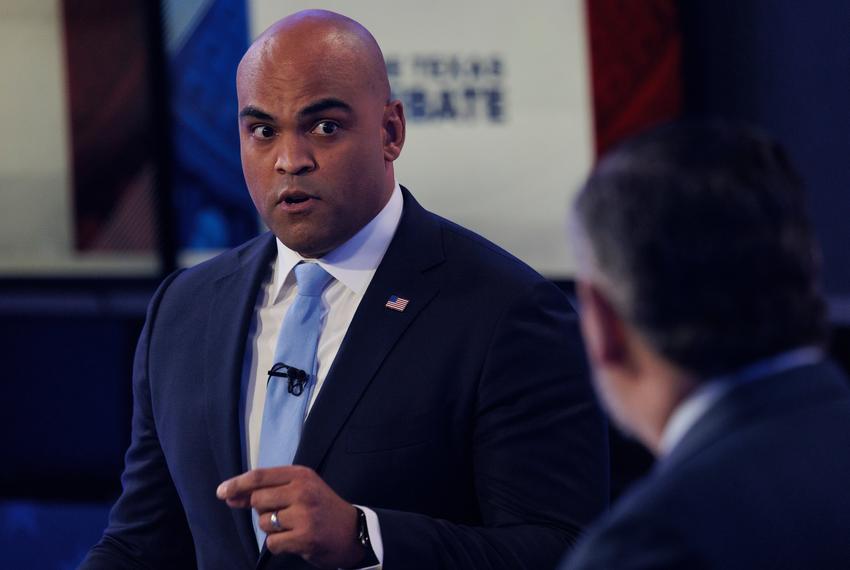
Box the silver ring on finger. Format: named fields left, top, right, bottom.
left=270, top=510, right=282, bottom=532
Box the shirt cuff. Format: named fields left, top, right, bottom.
left=346, top=505, right=383, bottom=570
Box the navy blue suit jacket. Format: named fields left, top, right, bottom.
left=563, top=359, right=850, bottom=570
left=82, top=189, right=608, bottom=569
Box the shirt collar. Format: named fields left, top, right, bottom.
left=272, top=182, right=403, bottom=302
left=659, top=346, right=824, bottom=456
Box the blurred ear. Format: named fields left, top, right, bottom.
left=382, top=100, right=406, bottom=162
left=576, top=280, right=630, bottom=369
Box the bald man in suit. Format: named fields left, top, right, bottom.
left=82, top=10, right=608, bottom=570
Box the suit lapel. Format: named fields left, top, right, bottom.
left=294, top=189, right=445, bottom=471
left=204, top=233, right=276, bottom=562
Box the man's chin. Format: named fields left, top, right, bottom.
left=276, top=232, right=336, bottom=259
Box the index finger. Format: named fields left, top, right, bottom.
left=216, top=466, right=299, bottom=500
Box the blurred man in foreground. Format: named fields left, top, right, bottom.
left=82, top=9, right=607, bottom=570
left=561, top=122, right=850, bottom=569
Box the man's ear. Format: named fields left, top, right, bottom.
left=382, top=100, right=406, bottom=162
left=576, top=280, right=630, bottom=369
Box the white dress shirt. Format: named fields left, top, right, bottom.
left=243, top=182, right=403, bottom=568
left=659, top=346, right=824, bottom=456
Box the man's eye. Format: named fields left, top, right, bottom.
left=251, top=125, right=275, bottom=139
left=311, top=121, right=339, bottom=136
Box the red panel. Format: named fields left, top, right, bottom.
left=585, top=0, right=682, bottom=156
left=61, top=0, right=156, bottom=251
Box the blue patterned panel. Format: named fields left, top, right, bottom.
left=167, top=0, right=258, bottom=250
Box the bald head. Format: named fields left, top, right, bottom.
left=238, top=10, right=391, bottom=103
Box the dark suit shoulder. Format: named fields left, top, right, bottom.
left=432, top=212, right=563, bottom=300
left=144, top=234, right=273, bottom=319
left=167, top=232, right=273, bottom=288
left=563, top=492, right=705, bottom=570
left=571, top=367, right=850, bottom=569
left=141, top=233, right=274, bottom=347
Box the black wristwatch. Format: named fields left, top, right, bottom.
left=348, top=507, right=379, bottom=568
left=354, top=506, right=371, bottom=550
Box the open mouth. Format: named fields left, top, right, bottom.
left=277, top=190, right=318, bottom=212
left=279, top=190, right=316, bottom=206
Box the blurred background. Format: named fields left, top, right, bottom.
left=1, top=1, right=848, bottom=567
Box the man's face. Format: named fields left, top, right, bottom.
left=236, top=35, right=402, bottom=258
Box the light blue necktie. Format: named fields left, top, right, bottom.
left=254, top=262, right=333, bottom=547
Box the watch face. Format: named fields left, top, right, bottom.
left=356, top=507, right=369, bottom=546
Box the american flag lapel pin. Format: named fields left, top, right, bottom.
left=385, top=294, right=410, bottom=312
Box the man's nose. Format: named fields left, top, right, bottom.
left=274, top=135, right=315, bottom=175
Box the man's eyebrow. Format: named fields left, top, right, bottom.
left=299, top=98, right=353, bottom=117
left=239, top=105, right=275, bottom=121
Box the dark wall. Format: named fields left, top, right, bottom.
left=0, top=283, right=151, bottom=501
left=680, top=1, right=850, bottom=318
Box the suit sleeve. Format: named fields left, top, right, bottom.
left=80, top=271, right=197, bottom=569
left=374, top=279, right=610, bottom=569
left=559, top=507, right=708, bottom=570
